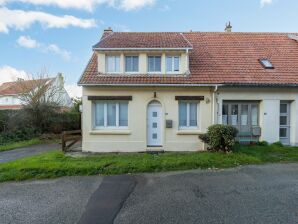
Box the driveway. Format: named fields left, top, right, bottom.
left=0, top=163, right=298, bottom=224
left=0, top=143, right=59, bottom=163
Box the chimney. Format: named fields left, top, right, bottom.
left=102, top=27, right=113, bottom=39
left=224, top=22, right=232, bottom=32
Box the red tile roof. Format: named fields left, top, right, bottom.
left=0, top=78, right=52, bottom=95
left=93, top=32, right=193, bottom=49
left=79, top=32, right=298, bottom=86
left=0, top=105, right=22, bottom=110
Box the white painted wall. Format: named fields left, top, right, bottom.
left=216, top=87, right=298, bottom=145
left=0, top=96, right=21, bottom=105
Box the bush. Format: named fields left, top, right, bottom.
left=199, top=124, right=238, bottom=152
left=257, top=141, right=269, bottom=146
left=0, top=128, right=40, bottom=145
left=272, top=141, right=284, bottom=147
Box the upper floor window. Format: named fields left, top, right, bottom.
left=259, top=58, right=274, bottom=69
left=106, top=55, right=120, bottom=73
left=125, top=56, right=139, bottom=72
left=148, top=56, right=161, bottom=73
left=166, top=56, right=180, bottom=73
left=179, top=101, right=198, bottom=128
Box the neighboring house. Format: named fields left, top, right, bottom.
left=78, top=27, right=298, bottom=152
left=0, top=73, right=72, bottom=110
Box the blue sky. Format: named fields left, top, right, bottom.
left=0, top=0, right=297, bottom=97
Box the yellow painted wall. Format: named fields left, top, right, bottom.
left=96, top=51, right=189, bottom=74
left=82, top=86, right=213, bottom=152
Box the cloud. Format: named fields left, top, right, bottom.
left=0, top=7, right=97, bottom=33
left=17, top=35, right=39, bottom=48
left=65, top=84, right=82, bottom=98
left=118, top=0, right=155, bottom=11
left=0, top=0, right=156, bottom=12
left=17, top=35, right=71, bottom=60
left=260, top=0, right=273, bottom=7
left=0, top=65, right=29, bottom=84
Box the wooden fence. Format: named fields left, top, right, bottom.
left=61, top=130, right=82, bottom=152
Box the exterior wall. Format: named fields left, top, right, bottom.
left=82, top=86, right=213, bottom=152
left=0, top=95, right=21, bottom=106
left=216, top=87, right=298, bottom=145
left=96, top=51, right=189, bottom=75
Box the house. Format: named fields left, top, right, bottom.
left=78, top=27, right=298, bottom=152
left=0, top=73, right=73, bottom=110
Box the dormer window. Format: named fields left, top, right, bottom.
left=148, top=56, right=162, bottom=73
left=166, top=56, right=180, bottom=73
left=125, top=56, right=139, bottom=72
left=259, top=59, right=274, bottom=69
left=106, top=55, right=120, bottom=73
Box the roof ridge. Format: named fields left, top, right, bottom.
left=179, top=32, right=193, bottom=48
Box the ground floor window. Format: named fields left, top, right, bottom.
left=93, top=101, right=128, bottom=128
left=179, top=101, right=199, bottom=128
left=222, top=102, right=259, bottom=127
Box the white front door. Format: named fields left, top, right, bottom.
left=147, top=101, right=162, bottom=146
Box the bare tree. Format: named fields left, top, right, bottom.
left=15, top=69, right=65, bottom=132
left=17, top=69, right=63, bottom=107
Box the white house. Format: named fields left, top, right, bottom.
left=0, top=73, right=73, bottom=110
left=78, top=27, right=298, bottom=152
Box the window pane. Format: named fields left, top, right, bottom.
left=280, top=104, right=287, bottom=113
left=154, top=56, right=161, bottom=72
left=166, top=57, right=172, bottom=72
left=115, top=56, right=120, bottom=72
left=107, top=56, right=114, bottom=72
left=125, top=56, right=132, bottom=72
left=280, top=128, right=287, bottom=138
left=148, top=56, right=154, bottom=72
left=251, top=105, right=258, bottom=126
left=119, top=103, right=128, bottom=126
left=222, top=104, right=228, bottom=125
left=107, top=103, right=116, bottom=126
left=241, top=105, right=248, bottom=126
left=280, top=116, right=287, bottom=126
left=125, top=56, right=139, bottom=72
left=189, top=103, right=197, bottom=126
left=231, top=105, right=238, bottom=125
left=133, top=56, right=139, bottom=71
left=174, top=57, right=179, bottom=71
left=179, top=102, right=187, bottom=127
left=95, top=103, right=104, bottom=127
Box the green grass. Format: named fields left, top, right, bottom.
left=1, top=144, right=298, bottom=182
left=0, top=138, right=43, bottom=152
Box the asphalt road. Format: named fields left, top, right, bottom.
left=115, top=164, right=298, bottom=224
left=0, top=143, right=59, bottom=163
left=0, top=163, right=298, bottom=224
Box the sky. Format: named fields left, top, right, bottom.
left=0, top=0, right=297, bottom=97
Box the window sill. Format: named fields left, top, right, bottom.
left=89, top=129, right=131, bottom=135
left=176, top=130, right=204, bottom=135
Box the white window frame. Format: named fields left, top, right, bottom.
left=178, top=101, right=200, bottom=129
left=106, top=55, right=120, bottom=73
left=125, top=55, right=139, bottom=73
left=147, top=55, right=162, bottom=73
left=93, top=101, right=128, bottom=129
left=166, top=55, right=180, bottom=74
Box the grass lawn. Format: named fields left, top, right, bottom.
left=0, top=138, right=44, bottom=152
left=0, top=144, right=298, bottom=182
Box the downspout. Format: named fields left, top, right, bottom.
left=212, top=85, right=218, bottom=124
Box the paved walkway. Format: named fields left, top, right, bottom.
left=0, top=143, right=60, bottom=163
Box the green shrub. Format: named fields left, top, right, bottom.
left=199, top=124, right=238, bottom=152
left=257, top=141, right=269, bottom=146
left=272, top=141, right=284, bottom=147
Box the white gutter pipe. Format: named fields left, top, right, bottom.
left=212, top=85, right=218, bottom=124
